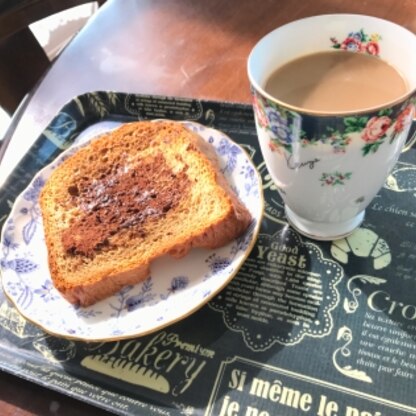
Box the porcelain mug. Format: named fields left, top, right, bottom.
left=248, top=14, right=416, bottom=240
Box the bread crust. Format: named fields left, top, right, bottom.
left=40, top=121, right=252, bottom=306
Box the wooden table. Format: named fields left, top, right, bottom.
left=1, top=0, right=415, bottom=414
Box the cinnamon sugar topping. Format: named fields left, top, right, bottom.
left=62, top=153, right=190, bottom=257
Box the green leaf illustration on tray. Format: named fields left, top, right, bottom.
left=88, top=92, right=110, bottom=118
left=107, top=91, right=119, bottom=106
left=73, top=96, right=85, bottom=117
left=74, top=92, right=121, bottom=119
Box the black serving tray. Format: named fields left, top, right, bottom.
left=0, top=92, right=415, bottom=416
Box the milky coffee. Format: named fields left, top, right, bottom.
left=264, top=51, right=408, bottom=112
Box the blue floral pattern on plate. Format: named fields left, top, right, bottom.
left=0, top=121, right=263, bottom=341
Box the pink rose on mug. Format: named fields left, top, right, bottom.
left=366, top=41, right=380, bottom=55
left=394, top=104, right=415, bottom=133
left=341, top=37, right=363, bottom=52
left=361, top=116, right=392, bottom=142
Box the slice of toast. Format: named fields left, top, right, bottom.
left=39, top=121, right=252, bottom=306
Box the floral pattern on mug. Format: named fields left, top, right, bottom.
left=252, top=89, right=415, bottom=158
left=252, top=91, right=301, bottom=153
left=320, top=172, right=352, bottom=186
left=361, top=102, right=415, bottom=154
left=307, top=124, right=355, bottom=153
left=362, top=116, right=392, bottom=142
left=360, top=114, right=392, bottom=155
left=330, top=30, right=381, bottom=56
left=252, top=95, right=268, bottom=128
left=393, top=103, right=415, bottom=136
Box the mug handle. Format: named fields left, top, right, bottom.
left=402, top=118, right=416, bottom=153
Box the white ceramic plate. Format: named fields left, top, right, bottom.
left=0, top=121, right=263, bottom=341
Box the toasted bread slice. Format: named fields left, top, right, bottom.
left=39, top=121, right=252, bottom=306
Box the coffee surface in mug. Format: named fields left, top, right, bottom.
left=264, top=51, right=408, bottom=112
